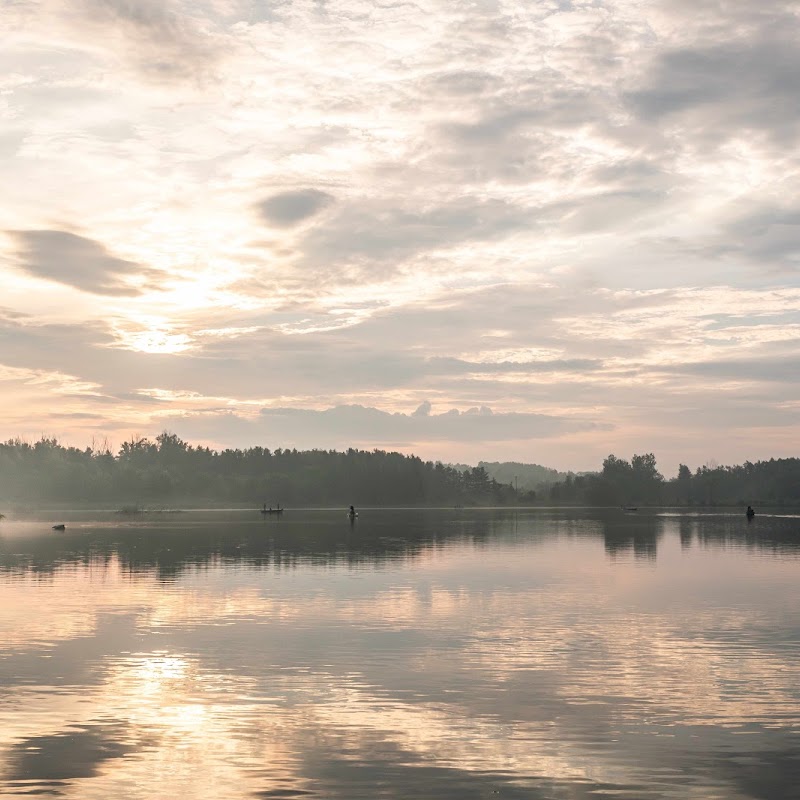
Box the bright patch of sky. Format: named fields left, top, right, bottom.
left=1, top=0, right=798, bottom=473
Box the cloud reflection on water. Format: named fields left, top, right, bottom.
left=0, top=510, right=799, bottom=798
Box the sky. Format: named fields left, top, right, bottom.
left=1, top=0, right=799, bottom=475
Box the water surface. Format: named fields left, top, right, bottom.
left=1, top=508, right=798, bottom=798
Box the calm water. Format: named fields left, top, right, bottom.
left=1, top=508, right=799, bottom=799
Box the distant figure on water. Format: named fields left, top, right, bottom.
left=52, top=524, right=65, bottom=531
left=746, top=505, right=755, bottom=519
left=348, top=505, right=357, bottom=519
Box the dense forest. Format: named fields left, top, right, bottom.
left=0, top=434, right=797, bottom=508
left=544, top=454, right=800, bottom=507
left=0, top=433, right=517, bottom=508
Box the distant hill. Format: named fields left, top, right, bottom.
left=451, top=461, right=571, bottom=492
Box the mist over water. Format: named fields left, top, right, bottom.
left=1, top=508, right=799, bottom=799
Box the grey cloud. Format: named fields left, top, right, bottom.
left=657, top=400, right=800, bottom=430
left=438, top=83, right=603, bottom=146
left=256, top=189, right=335, bottom=228
left=724, top=206, right=800, bottom=269
left=425, top=131, right=551, bottom=185
left=677, top=201, right=800, bottom=271
left=329, top=284, right=651, bottom=360
left=664, top=354, right=800, bottom=384
left=300, top=197, right=534, bottom=271
left=448, top=8, right=514, bottom=49
left=412, top=400, right=431, bottom=417
left=199, top=318, right=607, bottom=391
left=427, top=70, right=502, bottom=97
left=234, top=1, right=292, bottom=25
left=736, top=208, right=800, bottom=237
left=306, top=405, right=595, bottom=442
left=627, top=25, right=800, bottom=144
left=0, top=318, right=116, bottom=372
left=78, top=0, right=223, bottom=82
left=427, top=80, right=609, bottom=184
left=168, top=403, right=604, bottom=451
left=590, top=160, right=669, bottom=189
left=440, top=109, right=539, bottom=146
left=430, top=356, right=604, bottom=375
left=6, top=230, right=158, bottom=296
left=394, top=36, right=626, bottom=185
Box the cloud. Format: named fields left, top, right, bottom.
left=412, top=401, right=431, bottom=417
left=719, top=204, right=800, bottom=271
left=5, top=230, right=157, bottom=296
left=165, top=403, right=604, bottom=453
left=256, top=189, right=335, bottom=228
left=627, top=8, right=800, bottom=145
left=664, top=354, right=800, bottom=385
left=76, top=0, right=224, bottom=83
left=299, top=197, right=535, bottom=274
left=0, top=317, right=145, bottom=377
left=426, top=69, right=503, bottom=97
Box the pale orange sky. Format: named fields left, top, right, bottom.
left=1, top=0, right=799, bottom=475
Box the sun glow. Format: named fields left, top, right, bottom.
left=125, top=330, right=194, bottom=354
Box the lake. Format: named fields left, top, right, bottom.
left=1, top=508, right=799, bottom=799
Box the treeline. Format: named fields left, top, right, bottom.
left=0, top=434, right=518, bottom=508
left=1, top=435, right=797, bottom=508
left=545, top=453, right=800, bottom=507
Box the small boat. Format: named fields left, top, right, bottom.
left=52, top=524, right=66, bottom=531
left=623, top=506, right=638, bottom=512
left=260, top=507, right=283, bottom=515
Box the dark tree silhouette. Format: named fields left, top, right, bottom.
left=1, top=436, right=797, bottom=508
